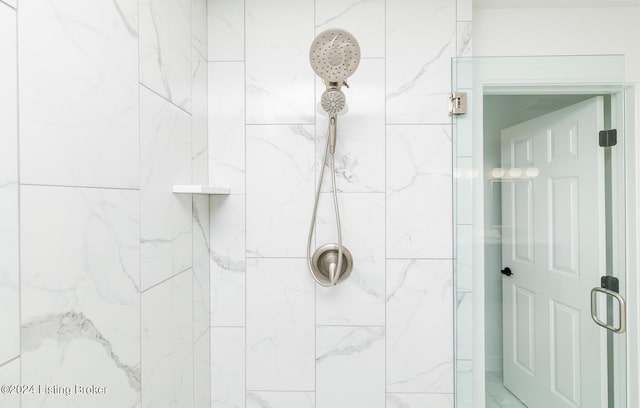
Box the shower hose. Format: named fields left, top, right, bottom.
left=307, top=117, right=344, bottom=286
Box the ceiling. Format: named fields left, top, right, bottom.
left=475, top=0, right=640, bottom=8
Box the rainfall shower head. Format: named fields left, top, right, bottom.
left=309, top=28, right=361, bottom=84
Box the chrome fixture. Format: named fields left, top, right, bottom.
left=307, top=28, right=360, bottom=286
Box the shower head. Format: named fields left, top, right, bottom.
left=321, top=88, right=346, bottom=115
left=309, top=28, right=361, bottom=84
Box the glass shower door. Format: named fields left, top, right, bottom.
left=451, top=56, right=627, bottom=408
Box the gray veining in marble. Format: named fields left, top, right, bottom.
left=23, top=312, right=141, bottom=390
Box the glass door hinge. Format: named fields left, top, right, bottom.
left=599, top=129, right=617, bottom=147
left=449, top=92, right=467, bottom=116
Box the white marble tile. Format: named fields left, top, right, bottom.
left=0, top=5, right=19, bottom=368
left=456, top=156, right=473, bottom=225
left=386, top=393, right=454, bottom=408
left=246, top=259, right=315, bottom=391
left=246, top=0, right=315, bottom=124
left=140, top=0, right=192, bottom=111
left=457, top=21, right=473, bottom=57
left=194, top=330, right=211, bottom=408
left=192, top=47, right=209, bottom=185
left=316, top=193, right=385, bottom=326
left=246, top=125, right=314, bottom=258
left=0, top=5, right=17, bottom=187
left=316, top=59, right=385, bottom=193
left=247, top=392, right=315, bottom=408
left=456, top=225, right=473, bottom=292
left=316, top=326, right=385, bottom=408
left=207, top=0, right=244, bottom=61
left=457, top=0, right=472, bottom=21
left=0, top=0, right=16, bottom=9
left=0, top=358, right=19, bottom=407
left=386, top=0, right=455, bottom=124
left=192, top=0, right=207, bottom=59
left=20, top=185, right=140, bottom=407
left=456, top=360, right=473, bottom=408
left=19, top=0, right=139, bottom=188
left=141, top=271, right=193, bottom=408
left=210, top=195, right=245, bottom=327
left=315, top=0, right=384, bottom=58
left=456, top=292, right=472, bottom=360
left=386, top=260, right=454, bottom=393
left=193, top=195, right=211, bottom=339
left=386, top=125, right=453, bottom=259
left=140, top=86, right=193, bottom=291
left=209, top=62, right=245, bottom=192
left=211, top=327, right=245, bottom=408
left=0, top=184, right=18, bottom=367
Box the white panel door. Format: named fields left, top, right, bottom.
left=501, top=97, right=606, bottom=407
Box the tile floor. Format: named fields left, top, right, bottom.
left=485, top=372, right=527, bottom=408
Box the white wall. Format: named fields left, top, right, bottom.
left=473, top=6, right=640, bottom=84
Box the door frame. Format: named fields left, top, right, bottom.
left=451, top=56, right=639, bottom=408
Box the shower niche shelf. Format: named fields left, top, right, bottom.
left=172, top=185, right=230, bottom=195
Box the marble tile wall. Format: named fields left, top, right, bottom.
left=0, top=358, right=20, bottom=408
left=20, top=186, right=141, bottom=408
left=0, top=2, right=19, bottom=374
left=1, top=0, right=211, bottom=406
left=207, top=0, right=470, bottom=407
left=19, top=0, right=139, bottom=189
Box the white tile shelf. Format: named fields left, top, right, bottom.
left=172, top=185, right=230, bottom=195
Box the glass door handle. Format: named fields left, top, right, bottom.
left=591, top=287, right=627, bottom=334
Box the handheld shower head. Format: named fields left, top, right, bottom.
left=321, top=88, right=345, bottom=116
left=309, top=28, right=361, bottom=84
left=309, top=29, right=360, bottom=155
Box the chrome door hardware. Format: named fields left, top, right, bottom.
left=591, top=278, right=626, bottom=334
left=449, top=92, right=467, bottom=116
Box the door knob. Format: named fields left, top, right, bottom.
left=501, top=267, right=513, bottom=277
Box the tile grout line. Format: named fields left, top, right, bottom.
left=139, top=82, right=193, bottom=117
left=137, top=2, right=142, bottom=405
left=140, top=267, right=192, bottom=294
left=15, top=6, right=22, bottom=407
left=19, top=182, right=140, bottom=191
left=243, top=0, right=248, bottom=405
left=194, top=326, right=208, bottom=343
left=0, top=355, right=19, bottom=370
left=246, top=123, right=315, bottom=126
left=190, top=3, right=195, bottom=406
left=383, top=0, right=388, bottom=403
